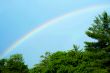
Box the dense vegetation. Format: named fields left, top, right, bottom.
left=0, top=12, right=110, bottom=73
left=0, top=54, right=29, bottom=73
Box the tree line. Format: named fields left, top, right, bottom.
left=0, top=12, right=110, bottom=73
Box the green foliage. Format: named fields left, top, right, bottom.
left=0, top=59, right=7, bottom=73
left=85, top=12, right=110, bottom=51
left=30, top=49, right=109, bottom=73
left=0, top=54, right=29, bottom=73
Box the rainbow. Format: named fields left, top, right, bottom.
left=1, top=4, right=110, bottom=59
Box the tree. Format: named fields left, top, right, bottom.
left=84, top=12, right=110, bottom=72
left=85, top=12, right=110, bottom=51
left=0, top=59, right=7, bottom=73
left=0, top=54, right=29, bottom=73
left=30, top=49, right=109, bottom=73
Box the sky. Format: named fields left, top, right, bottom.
left=0, top=0, right=110, bottom=67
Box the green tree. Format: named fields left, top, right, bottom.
left=30, top=48, right=109, bottom=73
left=85, top=12, right=110, bottom=51
left=0, top=59, right=7, bottom=73
left=0, top=54, right=29, bottom=73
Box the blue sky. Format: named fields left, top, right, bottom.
left=0, top=0, right=110, bottom=53
left=0, top=0, right=110, bottom=67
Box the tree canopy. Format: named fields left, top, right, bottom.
left=0, top=54, right=29, bottom=73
